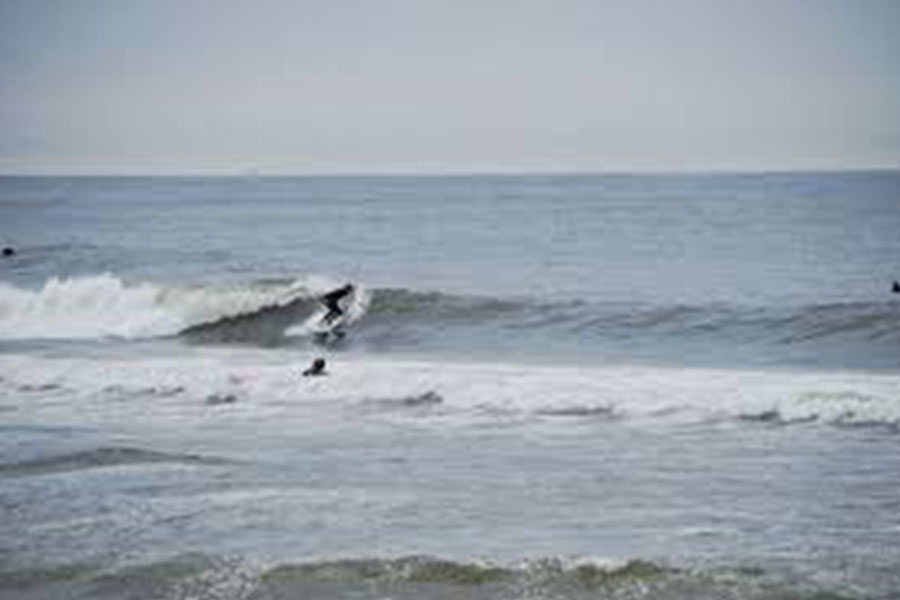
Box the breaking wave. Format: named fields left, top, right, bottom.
left=0, top=274, right=349, bottom=342
left=0, top=553, right=883, bottom=599
left=2, top=353, right=898, bottom=430
left=1, top=276, right=898, bottom=368
left=0, top=446, right=229, bottom=478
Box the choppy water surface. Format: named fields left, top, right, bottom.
left=1, top=173, right=899, bottom=599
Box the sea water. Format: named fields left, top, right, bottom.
left=1, top=173, right=899, bottom=599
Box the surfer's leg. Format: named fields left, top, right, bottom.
left=323, top=302, right=346, bottom=324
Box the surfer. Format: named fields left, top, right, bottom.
left=2, top=246, right=14, bottom=257
left=302, top=358, right=327, bottom=377
left=319, top=284, right=354, bottom=325
left=893, top=281, right=900, bottom=294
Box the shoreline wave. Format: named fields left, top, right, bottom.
left=0, top=553, right=883, bottom=600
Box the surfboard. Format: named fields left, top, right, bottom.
left=309, top=309, right=349, bottom=335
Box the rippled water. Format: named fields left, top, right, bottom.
left=1, top=173, right=899, bottom=599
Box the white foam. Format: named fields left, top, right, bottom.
left=0, top=274, right=318, bottom=340
left=1, top=352, right=898, bottom=429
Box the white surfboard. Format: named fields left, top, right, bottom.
left=309, top=308, right=350, bottom=335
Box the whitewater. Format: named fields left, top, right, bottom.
left=1, top=173, right=899, bottom=600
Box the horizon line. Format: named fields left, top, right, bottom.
left=0, top=165, right=898, bottom=178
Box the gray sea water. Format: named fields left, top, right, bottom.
left=1, top=172, right=899, bottom=599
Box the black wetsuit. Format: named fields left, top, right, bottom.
left=320, top=285, right=354, bottom=324
left=303, top=358, right=327, bottom=376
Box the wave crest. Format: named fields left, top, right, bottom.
left=0, top=446, right=228, bottom=477
left=362, top=288, right=900, bottom=343
left=0, top=275, right=341, bottom=341
left=2, top=277, right=898, bottom=367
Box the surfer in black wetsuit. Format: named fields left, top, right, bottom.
left=320, top=284, right=354, bottom=325
left=893, top=281, right=900, bottom=294
left=302, top=358, right=327, bottom=376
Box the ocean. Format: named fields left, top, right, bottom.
left=1, top=172, right=899, bottom=599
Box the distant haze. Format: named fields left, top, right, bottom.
left=1, top=0, right=898, bottom=174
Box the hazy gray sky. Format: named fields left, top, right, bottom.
left=1, top=0, right=898, bottom=174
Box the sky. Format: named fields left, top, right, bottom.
left=0, top=0, right=898, bottom=174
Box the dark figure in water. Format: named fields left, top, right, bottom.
left=320, top=284, right=354, bottom=325
left=2, top=247, right=14, bottom=257
left=893, top=281, right=900, bottom=294
left=302, top=358, right=327, bottom=377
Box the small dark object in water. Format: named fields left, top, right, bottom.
left=205, top=393, right=237, bottom=405
left=361, top=390, right=444, bottom=411
left=303, top=358, right=327, bottom=377
left=536, top=404, right=616, bottom=418
left=399, top=390, right=443, bottom=407
left=2, top=247, right=14, bottom=257
left=893, top=281, right=900, bottom=294
left=739, top=410, right=782, bottom=423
